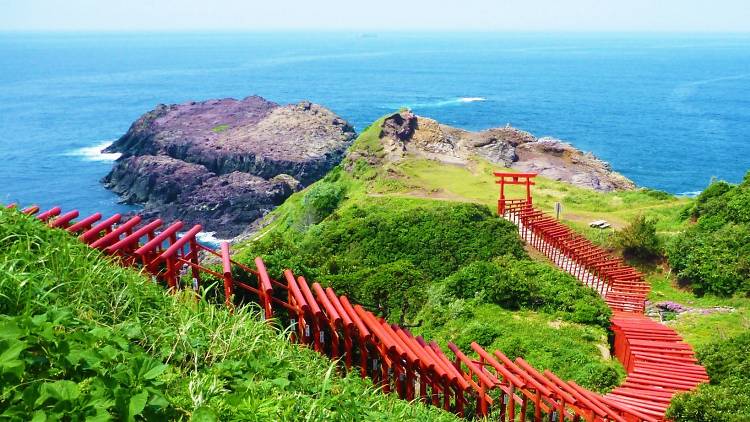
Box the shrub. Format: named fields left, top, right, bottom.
left=322, top=260, right=428, bottom=323
left=289, top=199, right=526, bottom=282
left=302, top=180, right=346, bottom=224
left=666, top=380, right=750, bottom=422
left=642, top=188, right=673, bottom=201
left=667, top=173, right=750, bottom=297
left=695, top=332, right=750, bottom=383
left=615, top=214, right=662, bottom=260
left=683, top=180, right=733, bottom=220
left=452, top=322, right=504, bottom=351
left=442, top=258, right=611, bottom=327
left=686, top=173, right=750, bottom=225
left=576, top=362, right=623, bottom=392
left=667, top=224, right=750, bottom=297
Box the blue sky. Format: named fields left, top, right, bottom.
left=1, top=0, right=749, bottom=32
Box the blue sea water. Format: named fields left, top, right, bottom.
left=1, top=32, right=749, bottom=220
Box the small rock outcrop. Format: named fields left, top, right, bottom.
left=375, top=110, right=634, bottom=191
left=103, top=96, right=355, bottom=237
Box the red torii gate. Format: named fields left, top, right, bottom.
left=7, top=200, right=709, bottom=421
left=494, top=172, right=537, bottom=215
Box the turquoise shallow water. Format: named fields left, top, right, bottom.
left=1, top=32, right=749, bottom=219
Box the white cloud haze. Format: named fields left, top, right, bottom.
left=1, top=0, right=749, bottom=32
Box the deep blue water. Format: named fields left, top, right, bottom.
left=1, top=32, right=749, bottom=220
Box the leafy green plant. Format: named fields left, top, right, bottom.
left=0, top=311, right=173, bottom=421
left=442, top=257, right=611, bottom=327
left=323, top=260, right=428, bottom=323
left=615, top=214, right=662, bottom=260
left=641, top=188, right=673, bottom=201
left=302, top=180, right=346, bottom=225
left=667, top=172, right=750, bottom=297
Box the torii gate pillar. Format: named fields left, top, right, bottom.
left=494, top=172, right=537, bottom=215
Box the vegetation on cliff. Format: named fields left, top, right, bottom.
left=239, top=114, right=750, bottom=409
left=235, top=118, right=626, bottom=392
left=666, top=173, right=750, bottom=297
left=649, top=172, right=750, bottom=421
left=5, top=111, right=749, bottom=419
left=0, top=208, right=456, bottom=421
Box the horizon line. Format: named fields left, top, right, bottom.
left=2, top=29, right=750, bottom=35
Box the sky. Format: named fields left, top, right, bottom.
left=1, top=0, right=749, bottom=32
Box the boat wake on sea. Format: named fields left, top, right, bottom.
left=400, top=97, right=487, bottom=109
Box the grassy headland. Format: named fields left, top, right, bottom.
left=234, top=119, right=637, bottom=392
left=236, top=113, right=749, bottom=418
left=3, top=111, right=747, bottom=420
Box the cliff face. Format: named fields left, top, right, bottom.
left=376, top=110, right=635, bottom=191
left=103, top=96, right=355, bottom=237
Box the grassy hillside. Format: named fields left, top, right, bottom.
left=0, top=208, right=456, bottom=421
left=237, top=114, right=749, bottom=415
left=235, top=121, right=630, bottom=392
left=348, top=118, right=750, bottom=348
left=6, top=113, right=744, bottom=419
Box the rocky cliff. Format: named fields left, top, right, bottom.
left=375, top=110, right=634, bottom=191
left=103, top=96, right=355, bottom=237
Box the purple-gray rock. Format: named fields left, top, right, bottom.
left=103, top=96, right=355, bottom=237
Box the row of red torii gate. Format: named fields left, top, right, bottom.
left=3, top=171, right=708, bottom=421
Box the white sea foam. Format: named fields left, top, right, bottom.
left=458, top=97, right=486, bottom=103
left=195, top=231, right=230, bottom=247
left=65, top=141, right=121, bottom=162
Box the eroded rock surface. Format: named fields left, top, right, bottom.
left=375, top=110, right=634, bottom=191
left=103, top=96, right=355, bottom=237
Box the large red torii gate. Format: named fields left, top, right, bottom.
left=494, top=171, right=537, bottom=215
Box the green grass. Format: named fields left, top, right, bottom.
left=347, top=117, right=387, bottom=158
left=211, top=124, right=230, bottom=133
left=414, top=303, right=623, bottom=393
left=647, top=273, right=750, bottom=349
left=234, top=129, right=626, bottom=392
left=393, top=158, right=690, bottom=234
left=0, top=208, right=457, bottom=421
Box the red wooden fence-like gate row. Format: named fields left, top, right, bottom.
left=6, top=200, right=702, bottom=421
left=493, top=173, right=708, bottom=420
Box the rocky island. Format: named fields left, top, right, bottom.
left=102, top=96, right=355, bottom=237
left=103, top=102, right=633, bottom=238
left=371, top=110, right=634, bottom=191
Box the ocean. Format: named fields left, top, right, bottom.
left=1, top=32, right=749, bottom=221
